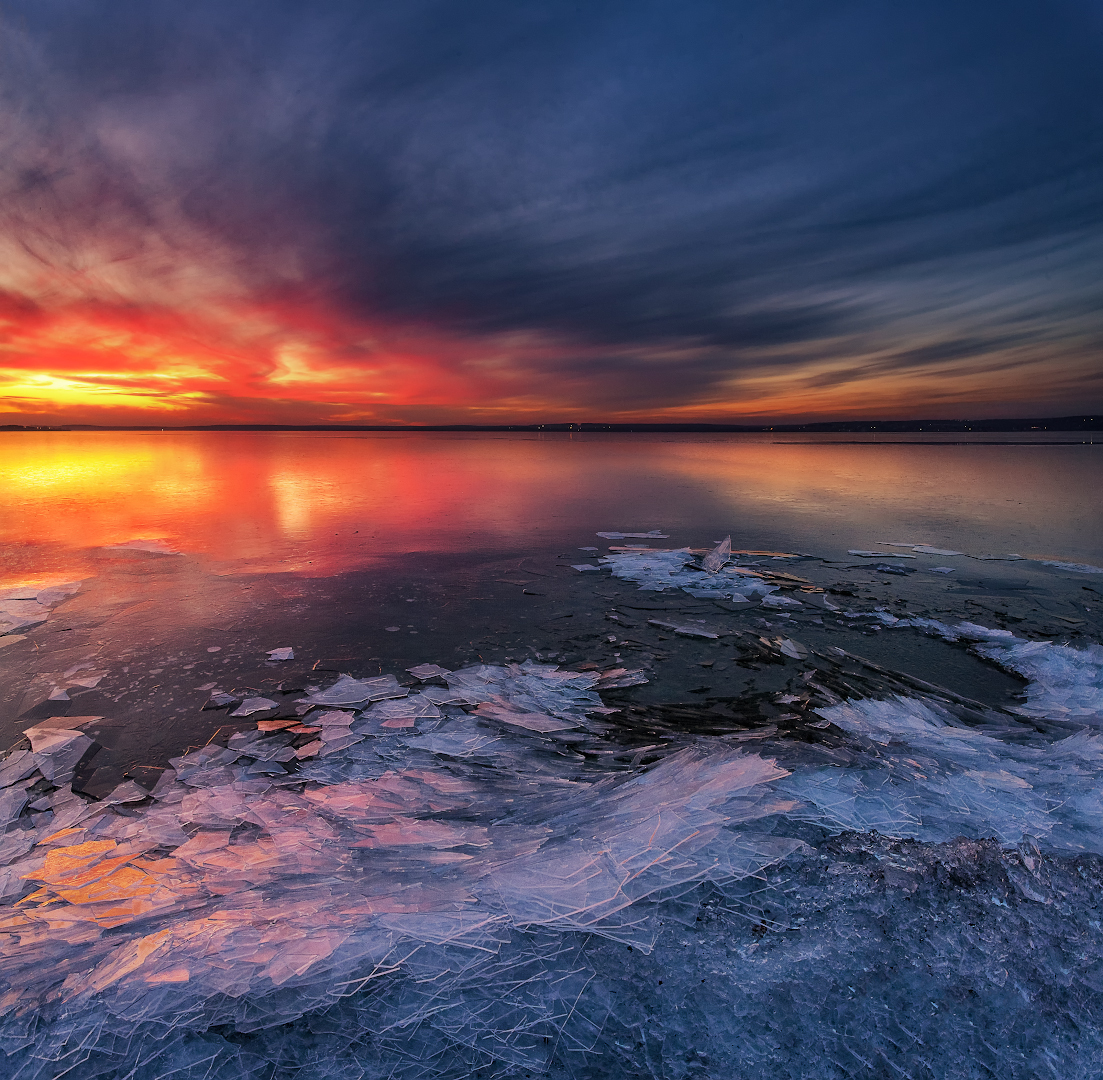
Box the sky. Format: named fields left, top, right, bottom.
left=1, top=0, right=1101, bottom=426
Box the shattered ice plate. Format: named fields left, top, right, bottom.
left=366, top=694, right=442, bottom=724
left=230, top=697, right=279, bottom=717
left=303, top=673, right=408, bottom=706
left=475, top=700, right=580, bottom=732
left=648, top=619, right=720, bottom=639
left=761, top=594, right=803, bottom=608
left=591, top=667, right=649, bottom=689
left=203, top=691, right=241, bottom=710
left=777, top=638, right=809, bottom=660
left=315, top=710, right=356, bottom=727
left=596, top=530, right=669, bottom=539
left=266, top=647, right=295, bottom=661
left=407, top=663, right=451, bottom=680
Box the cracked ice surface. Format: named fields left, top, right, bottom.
left=0, top=661, right=798, bottom=1079
left=4, top=639, right=1103, bottom=1077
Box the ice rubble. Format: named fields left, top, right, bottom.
left=4, top=598, right=1103, bottom=1076
left=0, top=660, right=808, bottom=1079
left=779, top=695, right=1103, bottom=849
left=761, top=615, right=1103, bottom=850
left=599, top=547, right=780, bottom=601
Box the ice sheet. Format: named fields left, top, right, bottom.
left=0, top=657, right=803, bottom=1077
left=600, top=547, right=780, bottom=601
left=0, top=581, right=81, bottom=636
left=3, top=618, right=1102, bottom=1078
left=780, top=695, right=1103, bottom=852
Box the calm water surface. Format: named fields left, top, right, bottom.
left=0, top=430, right=1098, bottom=585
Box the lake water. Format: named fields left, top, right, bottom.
left=1, top=430, right=1102, bottom=1080
left=1, top=430, right=1099, bottom=585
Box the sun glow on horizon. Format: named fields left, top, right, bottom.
left=1, top=288, right=1097, bottom=427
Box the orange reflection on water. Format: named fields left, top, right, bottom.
left=1, top=430, right=1098, bottom=587
left=0, top=432, right=614, bottom=583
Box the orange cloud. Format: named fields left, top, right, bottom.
left=1, top=284, right=1098, bottom=426
left=0, top=290, right=530, bottom=425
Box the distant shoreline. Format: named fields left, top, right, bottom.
left=0, top=414, right=1099, bottom=434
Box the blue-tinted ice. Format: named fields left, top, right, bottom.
left=2, top=622, right=1103, bottom=1077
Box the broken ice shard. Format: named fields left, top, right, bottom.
left=701, top=535, right=732, bottom=573
left=601, top=547, right=779, bottom=601
left=302, top=673, right=408, bottom=706
left=407, top=663, right=451, bottom=680
left=266, top=647, right=295, bottom=661
left=203, top=691, right=241, bottom=710
left=475, top=700, right=580, bottom=732
left=23, top=726, right=95, bottom=783
left=777, top=638, right=809, bottom=660
left=591, top=668, right=649, bottom=689
left=366, top=694, right=442, bottom=723
left=315, top=709, right=356, bottom=727
left=230, top=697, right=279, bottom=717
left=648, top=619, right=720, bottom=639
left=761, top=594, right=803, bottom=608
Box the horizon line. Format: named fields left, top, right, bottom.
left=0, top=414, right=1100, bottom=434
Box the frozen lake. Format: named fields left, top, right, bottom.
left=1, top=430, right=1102, bottom=1080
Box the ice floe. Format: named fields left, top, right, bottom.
left=600, top=547, right=780, bottom=601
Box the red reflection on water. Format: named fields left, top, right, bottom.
left=1, top=431, right=1098, bottom=587
left=0, top=432, right=604, bottom=583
